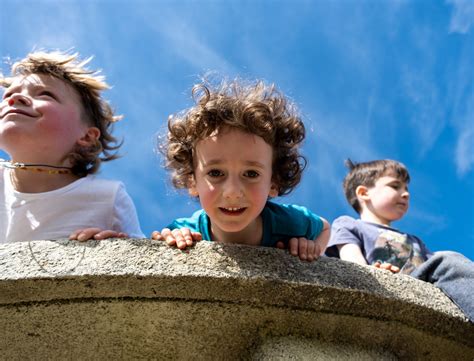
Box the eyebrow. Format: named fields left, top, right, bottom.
left=5, top=82, right=54, bottom=93
left=202, top=159, right=266, bottom=168
left=387, top=179, right=408, bottom=188
left=28, top=84, right=55, bottom=91
left=3, top=84, right=19, bottom=93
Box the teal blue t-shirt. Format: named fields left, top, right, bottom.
left=167, top=201, right=324, bottom=247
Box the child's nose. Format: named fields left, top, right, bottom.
left=8, top=93, right=31, bottom=106
left=223, top=177, right=243, bottom=199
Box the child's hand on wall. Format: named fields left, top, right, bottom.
left=373, top=261, right=400, bottom=273
left=276, top=218, right=330, bottom=262
left=276, top=218, right=331, bottom=262
left=276, top=238, right=320, bottom=262
left=69, top=228, right=128, bottom=241
left=151, top=228, right=202, bottom=249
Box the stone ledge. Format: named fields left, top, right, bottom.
left=0, top=239, right=473, bottom=360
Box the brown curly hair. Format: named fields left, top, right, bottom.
left=0, top=51, right=122, bottom=176
left=162, top=79, right=306, bottom=196
left=343, top=159, right=410, bottom=214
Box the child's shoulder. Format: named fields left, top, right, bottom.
left=332, top=215, right=419, bottom=240
left=332, top=215, right=359, bottom=228
left=83, top=175, right=124, bottom=187
left=331, top=215, right=383, bottom=236
left=265, top=201, right=314, bottom=216
left=68, top=175, right=126, bottom=197
left=263, top=201, right=323, bottom=237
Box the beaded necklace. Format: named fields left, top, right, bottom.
left=0, top=158, right=72, bottom=175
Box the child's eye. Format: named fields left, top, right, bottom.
left=244, top=170, right=260, bottom=178
left=389, top=182, right=405, bottom=190
left=39, top=91, right=57, bottom=99
left=207, top=169, right=223, bottom=178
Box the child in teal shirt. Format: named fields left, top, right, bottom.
left=152, top=79, right=329, bottom=262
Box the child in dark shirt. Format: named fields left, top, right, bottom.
left=326, top=159, right=474, bottom=322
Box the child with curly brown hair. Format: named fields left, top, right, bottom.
left=152, top=79, right=329, bottom=262
left=0, top=50, right=143, bottom=243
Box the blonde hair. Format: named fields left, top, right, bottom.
left=1, top=50, right=122, bottom=176
left=162, top=78, right=306, bottom=196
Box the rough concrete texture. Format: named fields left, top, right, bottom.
left=252, top=336, right=398, bottom=360
left=0, top=239, right=473, bottom=360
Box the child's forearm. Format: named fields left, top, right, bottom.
left=317, top=218, right=331, bottom=254
left=337, top=243, right=368, bottom=265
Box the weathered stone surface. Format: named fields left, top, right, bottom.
left=0, top=239, right=472, bottom=360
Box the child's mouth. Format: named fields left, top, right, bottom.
left=219, top=207, right=246, bottom=216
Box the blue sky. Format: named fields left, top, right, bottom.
left=1, top=0, right=473, bottom=260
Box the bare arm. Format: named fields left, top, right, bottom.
left=337, top=243, right=399, bottom=273
left=316, top=217, right=331, bottom=254
left=337, top=243, right=368, bottom=265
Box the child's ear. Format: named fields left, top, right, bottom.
left=188, top=176, right=199, bottom=197
left=77, top=127, right=101, bottom=147
left=268, top=184, right=279, bottom=198
left=355, top=185, right=370, bottom=201
left=188, top=187, right=199, bottom=197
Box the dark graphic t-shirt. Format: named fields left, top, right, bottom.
left=326, top=216, right=433, bottom=274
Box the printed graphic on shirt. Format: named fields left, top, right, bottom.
left=371, top=229, right=425, bottom=274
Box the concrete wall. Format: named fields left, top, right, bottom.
left=0, top=239, right=473, bottom=360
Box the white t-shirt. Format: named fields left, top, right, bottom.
left=0, top=168, right=144, bottom=243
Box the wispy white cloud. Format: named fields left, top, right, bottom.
left=447, top=0, right=474, bottom=34
left=444, top=40, right=474, bottom=176
left=298, top=104, right=382, bottom=214
left=404, top=207, right=449, bottom=234
left=308, top=109, right=378, bottom=163
left=6, top=2, right=84, bottom=53
left=401, top=65, right=446, bottom=156
left=456, top=127, right=474, bottom=175
left=135, top=7, right=237, bottom=75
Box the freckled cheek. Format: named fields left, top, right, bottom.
left=197, top=178, right=217, bottom=193
left=202, top=187, right=218, bottom=200
left=40, top=108, right=83, bottom=135
left=248, top=184, right=270, bottom=201
left=199, top=192, right=221, bottom=216
left=197, top=182, right=219, bottom=207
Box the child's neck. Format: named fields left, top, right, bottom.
left=360, top=210, right=392, bottom=227
left=210, top=216, right=263, bottom=246
left=8, top=168, right=80, bottom=193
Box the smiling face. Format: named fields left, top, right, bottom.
left=190, top=127, right=278, bottom=244
left=0, top=73, right=90, bottom=165
left=358, top=174, right=410, bottom=226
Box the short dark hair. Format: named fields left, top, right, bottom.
left=343, top=159, right=410, bottom=213
left=161, top=78, right=306, bottom=196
